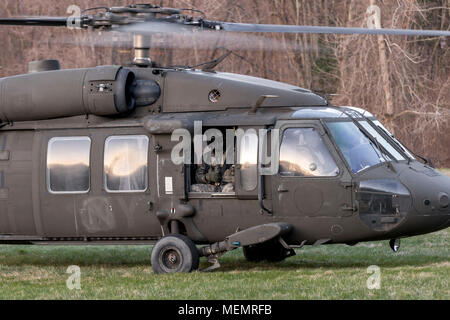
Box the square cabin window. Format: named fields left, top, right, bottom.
left=104, top=135, right=149, bottom=193
left=47, top=137, right=91, bottom=193
left=279, top=128, right=339, bottom=177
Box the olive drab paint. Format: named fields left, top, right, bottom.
left=0, top=64, right=449, bottom=271
left=0, top=3, right=449, bottom=273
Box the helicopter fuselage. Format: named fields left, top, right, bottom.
left=0, top=65, right=448, bottom=251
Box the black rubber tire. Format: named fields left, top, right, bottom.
left=243, top=239, right=290, bottom=263
left=243, top=244, right=265, bottom=262
left=264, top=240, right=289, bottom=262
left=151, top=234, right=199, bottom=274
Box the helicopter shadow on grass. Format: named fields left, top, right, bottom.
left=206, top=249, right=449, bottom=272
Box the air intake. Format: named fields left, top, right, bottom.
left=28, top=60, right=61, bottom=73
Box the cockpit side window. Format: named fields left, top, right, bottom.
left=279, top=128, right=339, bottom=177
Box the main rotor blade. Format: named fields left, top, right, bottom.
left=2, top=14, right=449, bottom=38
left=218, top=23, right=450, bottom=37
left=56, top=28, right=308, bottom=52
left=0, top=17, right=68, bottom=27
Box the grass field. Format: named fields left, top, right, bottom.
left=0, top=228, right=448, bottom=300
left=0, top=169, right=449, bottom=300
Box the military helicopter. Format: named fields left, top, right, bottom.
left=0, top=4, right=449, bottom=274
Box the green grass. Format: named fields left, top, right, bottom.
left=0, top=228, right=448, bottom=300
left=1, top=169, right=449, bottom=300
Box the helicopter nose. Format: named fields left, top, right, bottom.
left=438, top=192, right=449, bottom=209
left=412, top=182, right=450, bottom=216
left=398, top=165, right=450, bottom=236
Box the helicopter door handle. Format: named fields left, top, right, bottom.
left=277, top=186, right=289, bottom=193
left=341, top=205, right=357, bottom=212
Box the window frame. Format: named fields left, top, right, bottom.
left=103, top=135, right=149, bottom=194
left=46, top=136, right=92, bottom=195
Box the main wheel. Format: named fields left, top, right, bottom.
left=151, top=234, right=199, bottom=274
left=264, top=240, right=290, bottom=262
left=243, top=239, right=293, bottom=263
left=243, top=244, right=265, bottom=262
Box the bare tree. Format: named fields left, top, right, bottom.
left=0, top=0, right=449, bottom=166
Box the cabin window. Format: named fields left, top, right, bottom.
left=47, top=137, right=91, bottom=193
left=104, top=135, right=149, bottom=193
left=238, top=130, right=258, bottom=191
left=279, top=128, right=339, bottom=177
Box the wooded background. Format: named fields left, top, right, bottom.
left=0, top=0, right=449, bottom=166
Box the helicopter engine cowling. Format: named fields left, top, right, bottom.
left=0, top=66, right=138, bottom=122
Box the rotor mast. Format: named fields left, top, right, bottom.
left=133, top=34, right=152, bottom=66
left=129, top=8, right=155, bottom=67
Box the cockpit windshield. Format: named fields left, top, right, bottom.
left=327, top=121, right=388, bottom=173
left=373, top=120, right=415, bottom=160
left=358, top=121, right=405, bottom=161
left=326, top=118, right=414, bottom=174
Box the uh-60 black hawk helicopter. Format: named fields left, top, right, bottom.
left=0, top=4, right=449, bottom=273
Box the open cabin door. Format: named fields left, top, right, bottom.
left=234, top=125, right=275, bottom=216
left=235, top=126, right=261, bottom=200
left=148, top=131, right=187, bottom=236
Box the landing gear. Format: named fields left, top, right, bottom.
left=198, top=223, right=295, bottom=270
left=151, top=234, right=200, bottom=274
left=389, top=238, right=401, bottom=252
left=243, top=238, right=295, bottom=262
left=151, top=223, right=295, bottom=273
